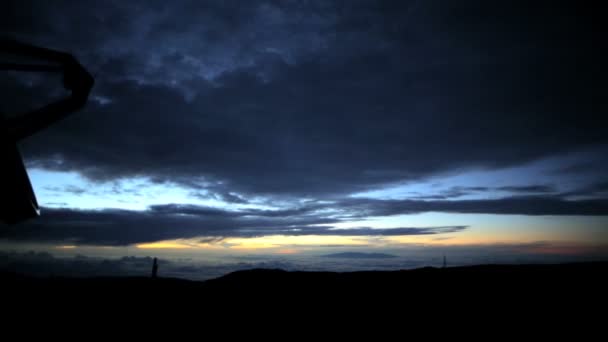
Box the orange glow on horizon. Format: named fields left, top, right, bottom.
left=56, top=245, right=77, bottom=249
left=128, top=229, right=599, bottom=252
left=277, top=249, right=298, bottom=254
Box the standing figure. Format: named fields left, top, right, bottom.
left=152, top=257, right=159, bottom=278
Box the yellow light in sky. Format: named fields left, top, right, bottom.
left=133, top=235, right=373, bottom=251
left=130, top=221, right=595, bottom=251
left=132, top=234, right=515, bottom=251
left=132, top=233, right=497, bottom=251
left=226, top=235, right=370, bottom=250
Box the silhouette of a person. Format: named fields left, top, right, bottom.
left=151, top=257, right=158, bottom=278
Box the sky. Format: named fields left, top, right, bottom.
left=1, top=0, right=607, bottom=278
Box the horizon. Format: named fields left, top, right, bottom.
left=1, top=0, right=607, bottom=279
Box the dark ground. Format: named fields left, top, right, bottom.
left=3, top=262, right=606, bottom=309
left=3, top=263, right=606, bottom=334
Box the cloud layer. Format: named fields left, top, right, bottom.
left=2, top=0, right=604, bottom=198
left=2, top=1, right=606, bottom=246
left=2, top=193, right=606, bottom=245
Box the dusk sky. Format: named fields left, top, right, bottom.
left=1, top=0, right=606, bottom=278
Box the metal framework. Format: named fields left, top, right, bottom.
left=1, top=39, right=94, bottom=224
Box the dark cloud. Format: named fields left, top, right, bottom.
left=2, top=0, right=607, bottom=254
left=0, top=202, right=468, bottom=245
left=198, top=237, right=225, bottom=244
left=563, top=181, right=608, bottom=199
left=48, top=185, right=87, bottom=195
left=0, top=0, right=602, bottom=200
left=409, top=186, right=491, bottom=200
left=1, top=192, right=606, bottom=245
left=497, top=185, right=556, bottom=194
left=404, top=185, right=557, bottom=200
left=339, top=196, right=608, bottom=217
left=191, top=190, right=249, bottom=204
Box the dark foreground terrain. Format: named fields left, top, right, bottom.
left=3, top=264, right=607, bottom=334
left=3, top=262, right=606, bottom=312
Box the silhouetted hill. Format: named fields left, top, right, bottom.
left=3, top=262, right=607, bottom=314
left=321, top=252, right=398, bottom=258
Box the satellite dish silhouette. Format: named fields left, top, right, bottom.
left=1, top=39, right=94, bottom=224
